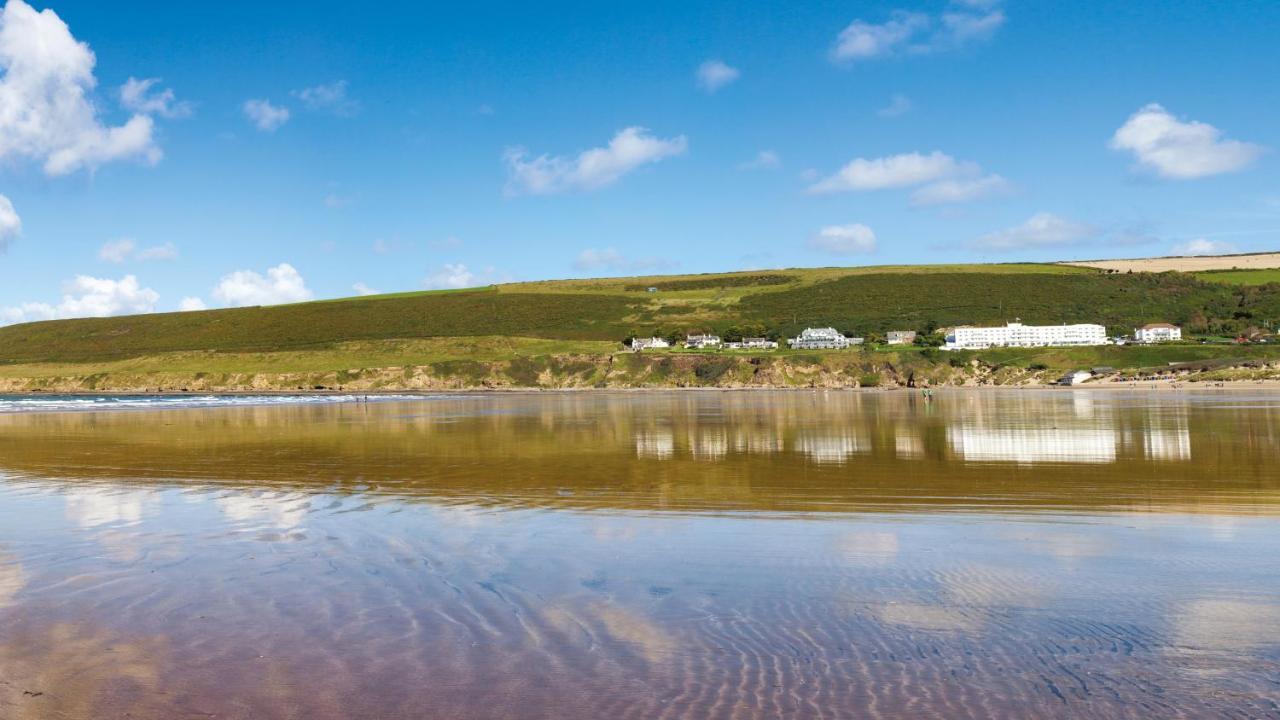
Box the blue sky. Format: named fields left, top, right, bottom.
left=0, top=0, right=1277, bottom=322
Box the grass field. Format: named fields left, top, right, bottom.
left=1193, top=269, right=1280, bottom=286
left=3, top=262, right=1280, bottom=372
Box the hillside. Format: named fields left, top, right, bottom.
left=2, top=261, right=1280, bottom=391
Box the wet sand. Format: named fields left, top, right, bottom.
left=0, top=391, right=1277, bottom=719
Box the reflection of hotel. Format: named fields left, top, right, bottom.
left=794, top=432, right=866, bottom=464
left=949, top=425, right=1118, bottom=464
left=635, top=431, right=675, bottom=459
left=948, top=401, right=1192, bottom=464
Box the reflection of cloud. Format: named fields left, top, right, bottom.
left=875, top=603, right=980, bottom=632
left=216, top=492, right=308, bottom=530
left=545, top=601, right=676, bottom=664
left=0, top=622, right=162, bottom=719
left=64, top=489, right=156, bottom=528
left=0, top=553, right=25, bottom=608
left=635, top=430, right=675, bottom=459
left=836, top=531, right=899, bottom=566
left=1175, top=600, right=1280, bottom=652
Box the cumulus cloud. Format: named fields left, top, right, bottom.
left=504, top=127, right=687, bottom=195
left=1110, top=103, right=1265, bottom=180
left=809, top=150, right=1008, bottom=205
left=351, top=282, right=378, bottom=296
left=811, top=151, right=967, bottom=192
left=830, top=1, right=1004, bottom=63
left=242, top=99, right=290, bottom=132
left=808, top=224, right=877, bottom=255
left=696, top=59, right=740, bottom=93
left=98, top=238, right=134, bottom=263
left=0, top=274, right=159, bottom=325
left=212, top=263, right=312, bottom=306
left=135, top=241, right=177, bottom=261
left=972, top=212, right=1099, bottom=249
left=0, top=0, right=162, bottom=175
left=99, top=238, right=177, bottom=263
left=1171, top=238, right=1238, bottom=256
left=0, top=194, right=19, bottom=251
left=738, top=150, right=780, bottom=171
left=292, top=80, right=358, bottom=115
left=178, top=296, right=206, bottom=312
left=119, top=77, right=191, bottom=118
left=909, top=174, right=1011, bottom=206
left=572, top=247, right=677, bottom=273
left=877, top=93, right=913, bottom=118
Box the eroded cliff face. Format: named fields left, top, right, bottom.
left=0, top=352, right=1050, bottom=393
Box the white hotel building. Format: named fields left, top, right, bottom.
left=944, top=321, right=1108, bottom=350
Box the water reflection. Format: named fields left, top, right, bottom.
left=0, top=390, right=1276, bottom=719
left=0, top=390, right=1270, bottom=514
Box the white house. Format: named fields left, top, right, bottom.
left=788, top=327, right=858, bottom=350
left=1058, top=370, right=1093, bottom=386
left=944, top=322, right=1108, bottom=350
left=630, top=337, right=670, bottom=351
left=886, top=330, right=917, bottom=345
left=726, top=338, right=779, bottom=350
left=1135, top=323, right=1182, bottom=344
left=685, top=334, right=722, bottom=349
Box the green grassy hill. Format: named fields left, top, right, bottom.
left=2, top=263, right=1279, bottom=365
left=2, top=262, right=1280, bottom=391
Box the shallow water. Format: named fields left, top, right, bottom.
left=0, top=390, right=1277, bottom=719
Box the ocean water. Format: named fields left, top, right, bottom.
left=0, top=389, right=1277, bottom=719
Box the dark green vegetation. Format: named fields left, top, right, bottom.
left=3, top=264, right=1280, bottom=368
left=0, top=289, right=635, bottom=363
left=738, top=272, right=1280, bottom=338
left=622, top=273, right=794, bottom=292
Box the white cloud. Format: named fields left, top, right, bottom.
left=212, top=263, right=312, bottom=306
left=696, top=59, right=740, bottom=93
left=738, top=150, right=780, bottom=171
left=98, top=238, right=135, bottom=263
left=877, top=93, right=913, bottom=118
left=1110, top=103, right=1265, bottom=180
left=830, top=2, right=1004, bottom=63
left=0, top=0, right=162, bottom=175
left=423, top=263, right=476, bottom=290
left=178, top=296, right=206, bottom=312
left=504, top=126, right=687, bottom=195
left=808, top=224, right=877, bottom=255
left=973, top=212, right=1099, bottom=249
left=572, top=247, right=677, bottom=273
left=135, top=241, right=177, bottom=261
left=909, top=174, right=1011, bottom=206
left=292, top=80, right=358, bottom=115
left=1171, top=238, right=1238, bottom=256
left=810, top=151, right=971, bottom=192
left=810, top=150, right=1008, bottom=206
left=352, top=282, right=379, bottom=296
left=0, top=193, right=20, bottom=251
left=119, top=77, right=191, bottom=119
left=242, top=99, right=290, bottom=132
left=0, top=274, right=160, bottom=325
left=99, top=238, right=177, bottom=263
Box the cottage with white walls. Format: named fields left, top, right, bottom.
left=630, top=337, right=670, bottom=351
left=788, top=328, right=859, bottom=350
left=1134, top=323, right=1182, bottom=344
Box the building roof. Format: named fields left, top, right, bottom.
left=1140, top=323, right=1179, bottom=330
